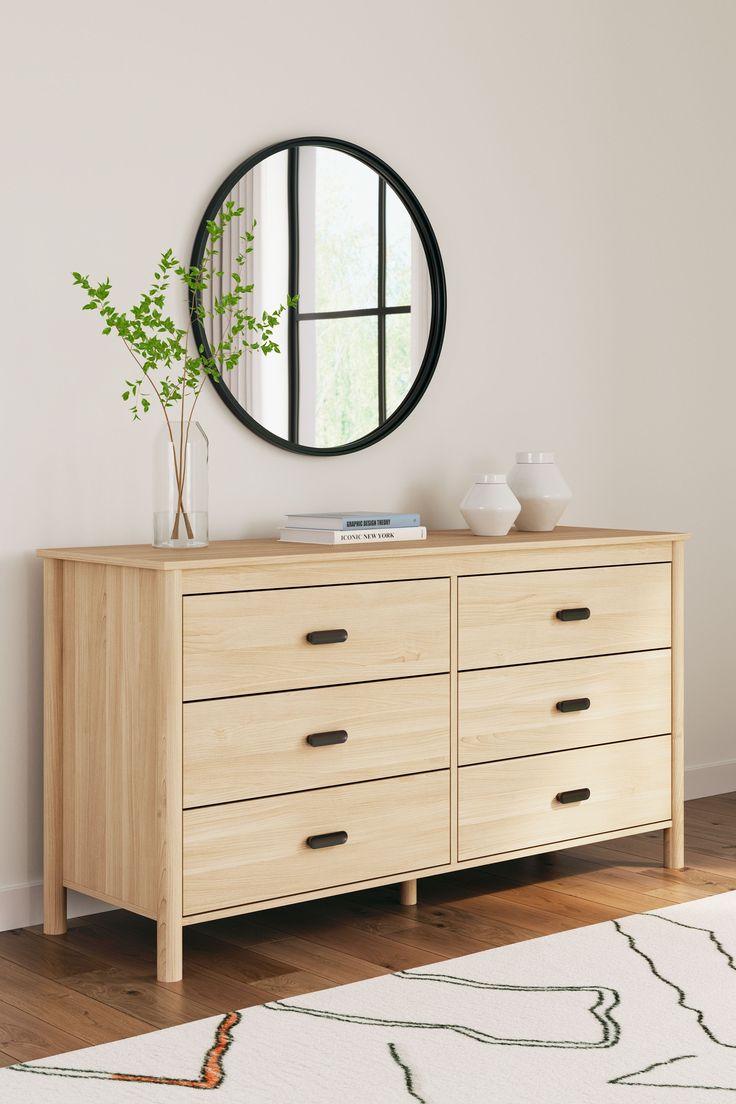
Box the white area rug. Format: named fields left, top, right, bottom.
left=2, top=892, right=736, bottom=1101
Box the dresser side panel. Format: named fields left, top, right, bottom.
left=61, top=562, right=165, bottom=916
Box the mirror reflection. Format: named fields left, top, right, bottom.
left=199, top=142, right=434, bottom=451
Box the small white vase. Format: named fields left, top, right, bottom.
left=460, top=474, right=521, bottom=536
left=507, top=451, right=571, bottom=532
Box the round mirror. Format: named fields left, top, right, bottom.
left=190, top=137, right=446, bottom=455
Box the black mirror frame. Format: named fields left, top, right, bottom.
left=189, top=136, right=446, bottom=456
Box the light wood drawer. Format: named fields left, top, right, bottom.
left=183, top=578, right=450, bottom=700
left=458, top=735, right=671, bottom=861
left=183, top=771, right=449, bottom=915
left=183, top=675, right=450, bottom=807
left=458, top=563, right=671, bottom=670
left=459, top=650, right=671, bottom=765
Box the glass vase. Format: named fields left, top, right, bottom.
left=153, top=421, right=209, bottom=548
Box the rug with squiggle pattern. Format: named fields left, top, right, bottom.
left=2, top=893, right=735, bottom=1101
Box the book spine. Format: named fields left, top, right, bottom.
left=334, top=526, right=426, bottom=542
left=343, top=514, right=420, bottom=530
left=284, top=514, right=421, bottom=531
left=279, top=526, right=427, bottom=544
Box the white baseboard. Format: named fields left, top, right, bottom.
left=685, top=759, right=736, bottom=801
left=1, top=765, right=733, bottom=931
left=0, top=881, right=115, bottom=933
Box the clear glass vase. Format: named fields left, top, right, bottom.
left=153, top=421, right=209, bottom=548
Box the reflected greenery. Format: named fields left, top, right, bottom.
left=311, top=316, right=379, bottom=448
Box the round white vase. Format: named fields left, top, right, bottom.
left=460, top=474, right=521, bottom=536
left=507, top=451, right=571, bottom=532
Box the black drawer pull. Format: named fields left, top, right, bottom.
left=306, top=629, right=349, bottom=645
left=556, top=697, right=591, bottom=713
left=306, top=830, right=348, bottom=849
left=306, top=730, right=349, bottom=748
left=556, top=788, right=591, bottom=804
left=556, top=607, right=591, bottom=622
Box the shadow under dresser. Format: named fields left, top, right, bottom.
left=38, top=526, right=687, bottom=982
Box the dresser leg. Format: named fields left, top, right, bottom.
left=43, top=882, right=67, bottom=936
left=156, top=569, right=184, bottom=984
left=400, top=879, right=418, bottom=907
left=43, top=559, right=67, bottom=936
left=157, top=916, right=183, bottom=983
left=665, top=540, right=685, bottom=872
left=663, top=824, right=685, bottom=870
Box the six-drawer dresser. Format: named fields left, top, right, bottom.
left=39, top=527, right=687, bottom=982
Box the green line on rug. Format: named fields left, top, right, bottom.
left=613, top=916, right=736, bottom=1050
left=265, top=969, right=621, bottom=1050
left=609, top=1052, right=736, bottom=1091
left=388, top=1042, right=427, bottom=1103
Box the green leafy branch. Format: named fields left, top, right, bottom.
left=72, top=201, right=297, bottom=540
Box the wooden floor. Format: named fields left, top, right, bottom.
left=1, top=792, right=735, bottom=1066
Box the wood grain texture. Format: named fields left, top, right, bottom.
left=0, top=927, right=101, bottom=982
left=61, top=563, right=160, bottom=918
left=183, top=578, right=450, bottom=699
left=0, top=954, right=149, bottom=1046
left=449, top=574, right=459, bottom=862
left=37, top=527, right=688, bottom=571
left=0, top=998, right=89, bottom=1062
left=184, top=675, right=450, bottom=806
left=459, top=562, right=672, bottom=670
left=155, top=570, right=183, bottom=984
left=40, top=526, right=687, bottom=985
left=665, top=540, right=686, bottom=869
left=179, top=539, right=677, bottom=593
left=400, top=879, right=418, bottom=906
left=58, top=967, right=217, bottom=1028
left=43, top=559, right=66, bottom=935
left=1, top=791, right=729, bottom=1072
left=459, top=650, right=672, bottom=765
left=183, top=772, right=450, bottom=915
left=458, top=735, right=672, bottom=861
left=179, top=820, right=669, bottom=925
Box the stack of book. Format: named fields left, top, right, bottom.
left=278, top=512, right=427, bottom=545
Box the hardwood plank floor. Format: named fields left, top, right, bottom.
left=1, top=793, right=735, bottom=1067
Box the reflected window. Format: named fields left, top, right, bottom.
left=201, top=142, right=434, bottom=451
left=292, top=147, right=427, bottom=449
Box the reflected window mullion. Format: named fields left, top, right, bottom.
left=377, top=177, right=387, bottom=425
left=287, top=146, right=300, bottom=444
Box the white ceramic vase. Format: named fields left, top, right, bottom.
left=460, top=474, right=521, bottom=536
left=507, top=451, right=571, bottom=532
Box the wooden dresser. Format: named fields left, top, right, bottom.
left=39, top=527, right=687, bottom=982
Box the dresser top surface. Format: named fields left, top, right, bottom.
left=37, top=526, right=688, bottom=572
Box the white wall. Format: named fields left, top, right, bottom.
left=2, top=0, right=735, bottom=927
